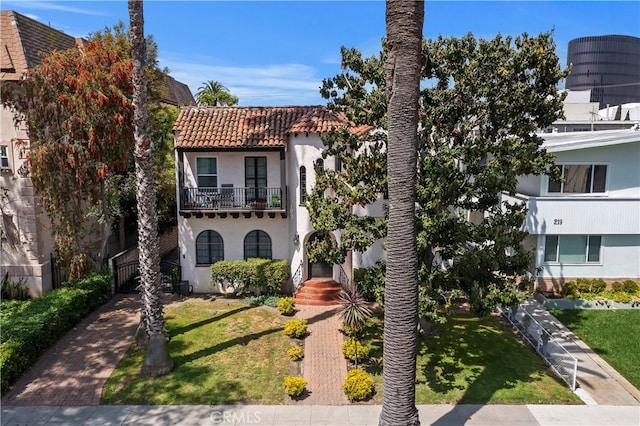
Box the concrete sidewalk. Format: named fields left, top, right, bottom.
left=2, top=404, right=639, bottom=425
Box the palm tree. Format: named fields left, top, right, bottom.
left=379, top=1, right=424, bottom=425
left=128, top=0, right=173, bottom=377
left=195, top=80, right=239, bottom=106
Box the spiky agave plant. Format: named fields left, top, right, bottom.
left=338, top=284, right=372, bottom=367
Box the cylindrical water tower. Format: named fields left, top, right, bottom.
left=565, top=35, right=640, bottom=109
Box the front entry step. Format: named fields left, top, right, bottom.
left=294, top=278, right=342, bottom=306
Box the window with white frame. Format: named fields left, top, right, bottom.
left=196, top=230, right=224, bottom=265
left=196, top=157, right=217, bottom=188
left=0, top=146, right=9, bottom=170
left=544, top=235, right=602, bottom=263
left=548, top=164, right=607, bottom=194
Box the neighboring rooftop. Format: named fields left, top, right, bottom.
left=540, top=127, right=640, bottom=152
left=173, top=106, right=360, bottom=149
left=160, top=74, right=196, bottom=107
left=0, top=10, right=77, bottom=79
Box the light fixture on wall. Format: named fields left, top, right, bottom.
left=293, top=233, right=300, bottom=248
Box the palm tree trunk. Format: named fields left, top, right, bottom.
left=379, top=1, right=423, bottom=425
left=128, top=0, right=173, bottom=377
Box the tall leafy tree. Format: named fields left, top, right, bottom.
left=379, top=1, right=423, bottom=424
left=129, top=0, right=173, bottom=377
left=195, top=80, right=239, bottom=106
left=310, top=31, right=568, bottom=320
left=1, top=32, right=134, bottom=279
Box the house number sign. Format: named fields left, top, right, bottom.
left=553, top=219, right=563, bottom=225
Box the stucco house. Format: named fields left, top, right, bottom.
left=174, top=104, right=640, bottom=300
left=173, top=106, right=380, bottom=301
left=0, top=10, right=81, bottom=295
left=0, top=10, right=194, bottom=295
left=505, top=127, right=640, bottom=293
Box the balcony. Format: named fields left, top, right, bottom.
left=501, top=193, right=640, bottom=235
left=179, top=187, right=287, bottom=219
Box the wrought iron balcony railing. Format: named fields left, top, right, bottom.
left=180, top=187, right=286, bottom=212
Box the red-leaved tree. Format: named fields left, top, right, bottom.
left=1, top=37, right=134, bottom=279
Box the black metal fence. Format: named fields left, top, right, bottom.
left=113, top=258, right=181, bottom=293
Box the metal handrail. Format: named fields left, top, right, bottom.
left=499, top=304, right=578, bottom=391
left=338, top=264, right=351, bottom=291
left=292, top=260, right=304, bottom=290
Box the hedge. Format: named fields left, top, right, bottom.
left=0, top=272, right=112, bottom=393
left=210, top=258, right=289, bottom=295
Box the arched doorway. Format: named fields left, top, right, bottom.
left=306, top=232, right=333, bottom=278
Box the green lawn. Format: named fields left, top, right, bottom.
left=101, top=298, right=291, bottom=405
left=362, top=314, right=582, bottom=404
left=549, top=309, right=640, bottom=390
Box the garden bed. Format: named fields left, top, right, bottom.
left=535, top=293, right=639, bottom=310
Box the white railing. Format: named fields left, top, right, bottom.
left=499, top=304, right=578, bottom=391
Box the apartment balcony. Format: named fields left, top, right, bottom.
left=179, top=187, right=288, bottom=219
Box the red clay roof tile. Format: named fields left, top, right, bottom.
left=174, top=106, right=368, bottom=149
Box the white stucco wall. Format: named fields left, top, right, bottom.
left=535, top=234, right=640, bottom=280
left=182, top=150, right=283, bottom=189
left=178, top=215, right=289, bottom=293
left=538, top=141, right=640, bottom=198
left=287, top=133, right=339, bottom=283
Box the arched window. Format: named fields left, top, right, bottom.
left=315, top=158, right=324, bottom=172
left=196, top=230, right=224, bottom=265
left=299, top=166, right=307, bottom=204
left=244, top=230, right=272, bottom=259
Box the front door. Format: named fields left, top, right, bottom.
left=307, top=233, right=333, bottom=278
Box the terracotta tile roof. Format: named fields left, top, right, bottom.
left=174, top=106, right=366, bottom=149
left=160, top=74, right=196, bottom=107
left=0, top=11, right=76, bottom=80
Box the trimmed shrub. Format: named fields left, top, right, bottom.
left=342, top=369, right=374, bottom=401
left=590, top=278, right=606, bottom=294
left=561, top=281, right=578, bottom=298
left=210, top=259, right=289, bottom=295
left=612, top=292, right=632, bottom=304
left=623, top=280, right=639, bottom=294
left=611, top=281, right=624, bottom=292
left=283, top=375, right=307, bottom=397
left=287, top=345, right=304, bottom=361
left=276, top=297, right=296, bottom=316
left=0, top=272, right=112, bottom=393
left=342, top=339, right=370, bottom=362
left=283, top=319, right=308, bottom=338
left=576, top=278, right=591, bottom=294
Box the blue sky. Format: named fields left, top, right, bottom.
left=3, top=1, right=639, bottom=106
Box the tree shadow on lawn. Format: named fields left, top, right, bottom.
left=169, top=306, right=251, bottom=337
left=363, top=313, right=572, bottom=404
left=171, top=327, right=281, bottom=366
left=418, top=315, right=558, bottom=403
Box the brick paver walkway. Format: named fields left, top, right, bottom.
left=1, top=294, right=141, bottom=406
left=295, top=305, right=350, bottom=405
